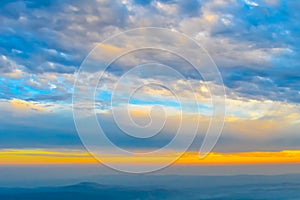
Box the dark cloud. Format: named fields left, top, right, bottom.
left=0, top=0, right=130, bottom=74
left=0, top=109, right=81, bottom=148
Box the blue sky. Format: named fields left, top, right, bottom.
left=0, top=0, right=299, bottom=155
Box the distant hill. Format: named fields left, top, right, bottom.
left=0, top=174, right=300, bottom=199
left=0, top=182, right=173, bottom=200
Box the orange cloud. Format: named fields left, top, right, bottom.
left=10, top=99, right=48, bottom=112
left=204, top=14, right=216, bottom=22
left=98, top=43, right=123, bottom=54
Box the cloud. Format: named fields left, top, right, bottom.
left=0, top=0, right=299, bottom=153
left=0, top=92, right=299, bottom=151
left=9, top=98, right=48, bottom=112
left=0, top=0, right=129, bottom=73
left=1, top=0, right=299, bottom=104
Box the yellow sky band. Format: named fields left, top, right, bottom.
left=0, top=149, right=300, bottom=165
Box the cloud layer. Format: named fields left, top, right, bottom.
left=0, top=0, right=299, bottom=152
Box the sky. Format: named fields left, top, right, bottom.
left=0, top=0, right=300, bottom=174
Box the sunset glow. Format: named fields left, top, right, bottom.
left=1, top=149, right=299, bottom=165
